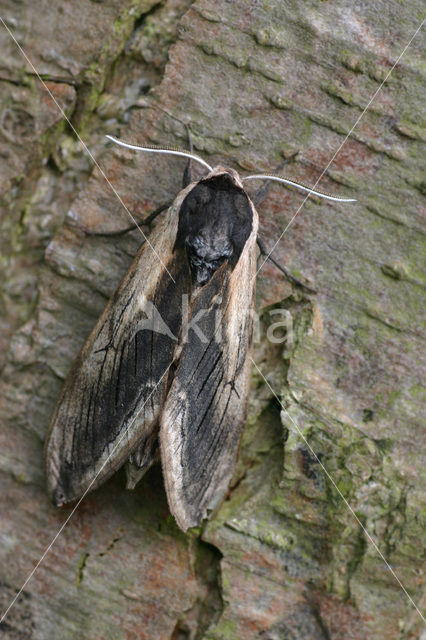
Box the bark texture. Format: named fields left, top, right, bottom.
left=0, top=1, right=424, bottom=638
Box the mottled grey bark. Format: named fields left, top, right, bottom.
left=0, top=1, right=424, bottom=639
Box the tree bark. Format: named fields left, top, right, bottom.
left=0, top=1, right=424, bottom=638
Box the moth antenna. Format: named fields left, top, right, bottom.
left=106, top=135, right=213, bottom=172
left=243, top=174, right=356, bottom=203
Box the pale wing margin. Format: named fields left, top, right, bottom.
left=45, top=187, right=192, bottom=506
left=160, top=204, right=259, bottom=531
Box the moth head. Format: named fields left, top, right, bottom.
left=203, top=166, right=245, bottom=191
left=176, top=165, right=254, bottom=287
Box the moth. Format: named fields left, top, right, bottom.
left=45, top=132, right=355, bottom=531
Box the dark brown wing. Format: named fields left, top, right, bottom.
left=45, top=194, right=191, bottom=506
left=160, top=215, right=258, bottom=531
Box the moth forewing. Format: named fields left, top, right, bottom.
left=44, top=183, right=196, bottom=507
left=159, top=168, right=259, bottom=531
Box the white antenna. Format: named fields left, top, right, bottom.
left=106, top=135, right=356, bottom=202
left=243, top=174, right=356, bottom=202
left=106, top=135, right=213, bottom=172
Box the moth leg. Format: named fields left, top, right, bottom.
left=251, top=152, right=298, bottom=206
left=257, top=236, right=316, bottom=293
left=75, top=200, right=173, bottom=237
left=182, top=124, right=194, bottom=188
